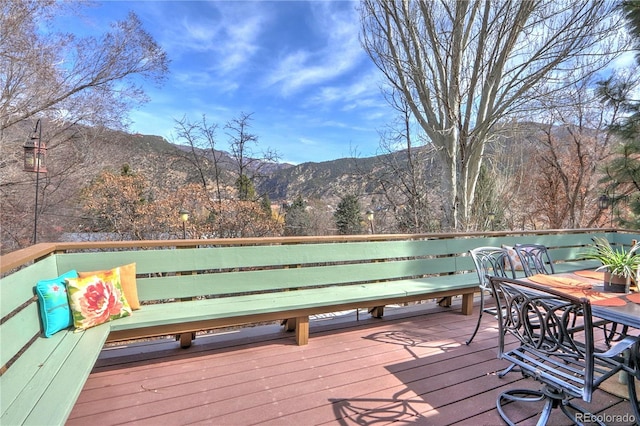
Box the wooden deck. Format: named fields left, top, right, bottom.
left=67, top=299, right=636, bottom=425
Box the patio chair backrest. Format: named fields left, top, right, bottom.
left=488, top=276, right=596, bottom=401
left=514, top=243, right=555, bottom=276
left=469, top=247, right=516, bottom=291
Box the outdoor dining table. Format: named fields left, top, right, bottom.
left=521, top=271, right=640, bottom=405
left=522, top=270, right=640, bottom=329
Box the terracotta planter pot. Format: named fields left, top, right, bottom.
left=603, top=271, right=630, bottom=293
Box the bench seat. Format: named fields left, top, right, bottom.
left=108, top=275, right=478, bottom=345
left=0, top=325, right=110, bottom=426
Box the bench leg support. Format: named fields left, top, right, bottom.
left=282, top=318, right=296, bottom=332
left=369, top=306, right=385, bottom=318
left=178, top=332, right=195, bottom=348
left=295, top=316, right=309, bottom=345
left=438, top=297, right=452, bottom=307
left=461, top=293, right=474, bottom=315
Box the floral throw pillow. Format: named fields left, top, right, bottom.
left=35, top=270, right=78, bottom=337
left=66, top=268, right=132, bottom=331
left=78, top=263, right=140, bottom=310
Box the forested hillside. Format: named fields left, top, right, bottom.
left=1, top=116, right=617, bottom=255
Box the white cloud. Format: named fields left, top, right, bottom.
left=214, top=8, right=267, bottom=73
left=157, top=3, right=270, bottom=76
left=263, top=2, right=365, bottom=96
left=298, top=137, right=317, bottom=146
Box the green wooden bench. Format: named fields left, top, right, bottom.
left=2, top=230, right=637, bottom=425
left=0, top=252, right=110, bottom=425
left=54, top=238, right=483, bottom=347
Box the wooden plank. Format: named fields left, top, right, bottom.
left=22, top=326, right=110, bottom=425
left=1, top=326, right=109, bottom=425
left=1, top=255, right=58, bottom=318
left=0, top=243, right=57, bottom=275
left=552, top=260, right=601, bottom=273
left=64, top=305, right=551, bottom=425
left=55, top=239, right=460, bottom=276
left=55, top=250, right=161, bottom=276
left=0, top=328, right=64, bottom=411
left=611, top=232, right=640, bottom=247
left=0, top=303, right=40, bottom=368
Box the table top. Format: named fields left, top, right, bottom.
left=521, top=271, right=640, bottom=329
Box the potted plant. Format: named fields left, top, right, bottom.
left=584, top=237, right=640, bottom=293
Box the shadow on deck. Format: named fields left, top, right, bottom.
left=68, top=299, right=636, bottom=425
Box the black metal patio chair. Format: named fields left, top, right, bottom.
left=488, top=276, right=640, bottom=426
left=513, top=243, right=555, bottom=276
left=466, top=246, right=516, bottom=346
left=515, top=242, right=628, bottom=346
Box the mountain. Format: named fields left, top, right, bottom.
left=1, top=123, right=387, bottom=220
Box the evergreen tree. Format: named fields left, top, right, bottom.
left=334, top=194, right=364, bottom=235
left=260, top=194, right=272, bottom=216
left=284, top=196, right=311, bottom=236
left=236, top=174, right=256, bottom=201
left=598, top=1, right=640, bottom=228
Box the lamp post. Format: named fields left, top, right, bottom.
left=179, top=209, right=189, bottom=239
left=366, top=210, right=374, bottom=234
left=23, top=119, right=47, bottom=244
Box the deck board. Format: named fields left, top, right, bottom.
left=68, top=300, right=636, bottom=425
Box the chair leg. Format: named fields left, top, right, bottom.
left=626, top=371, right=640, bottom=423
left=466, top=291, right=485, bottom=345
left=560, top=400, right=607, bottom=426
left=497, top=362, right=518, bottom=378
left=497, top=389, right=549, bottom=426
left=497, top=387, right=606, bottom=426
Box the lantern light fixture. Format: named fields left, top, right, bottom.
left=179, top=209, right=190, bottom=223
left=179, top=209, right=190, bottom=239
left=597, top=194, right=610, bottom=210
left=23, top=119, right=46, bottom=244
left=23, top=119, right=47, bottom=174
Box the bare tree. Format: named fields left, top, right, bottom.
left=0, top=0, right=168, bottom=250
left=373, top=89, right=436, bottom=233
left=0, top=1, right=168, bottom=133
left=360, top=0, right=628, bottom=230
left=532, top=83, right=619, bottom=229
left=198, top=115, right=225, bottom=203
left=224, top=112, right=278, bottom=201
left=172, top=115, right=210, bottom=189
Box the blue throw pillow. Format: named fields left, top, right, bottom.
left=35, top=270, right=78, bottom=337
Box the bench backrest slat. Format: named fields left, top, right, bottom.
left=1, top=256, right=59, bottom=370
left=135, top=257, right=460, bottom=301
left=54, top=239, right=460, bottom=275
left=1, top=255, right=58, bottom=318
left=0, top=303, right=40, bottom=369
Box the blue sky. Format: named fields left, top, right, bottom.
left=79, top=1, right=391, bottom=164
